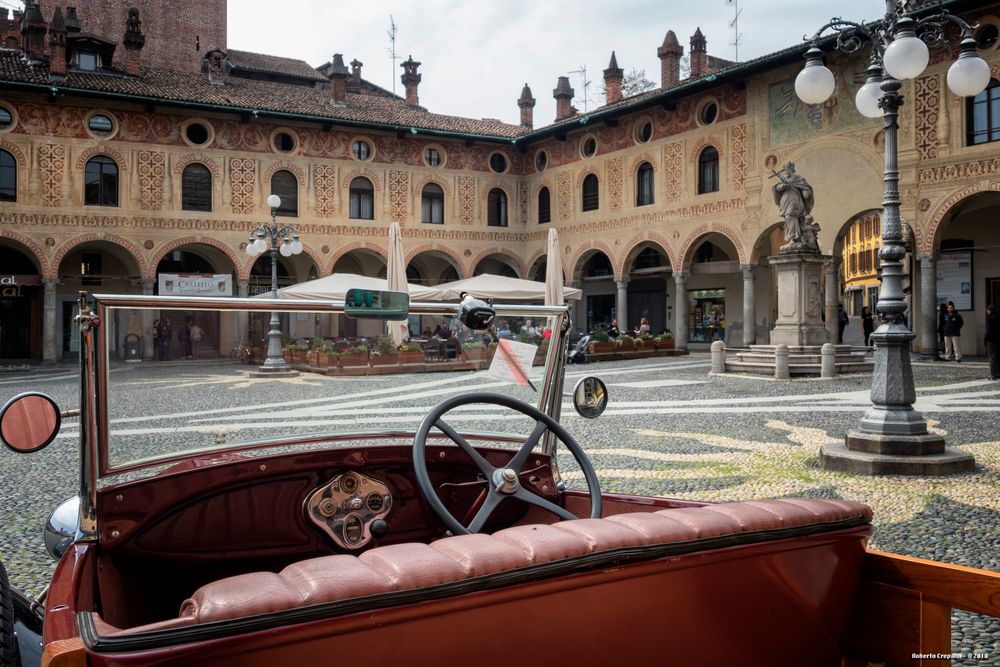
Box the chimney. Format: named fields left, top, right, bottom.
left=400, top=55, right=421, bottom=106
left=657, top=30, right=683, bottom=88
left=122, top=7, right=145, bottom=77
left=603, top=51, right=624, bottom=104
left=553, top=76, right=574, bottom=122
left=328, top=53, right=350, bottom=104
left=348, top=59, right=363, bottom=93
left=690, top=27, right=707, bottom=79
left=48, top=6, right=66, bottom=77
left=517, top=83, right=535, bottom=129
left=20, top=0, right=47, bottom=61
left=64, top=7, right=81, bottom=33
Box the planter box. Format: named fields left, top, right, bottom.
left=291, top=351, right=307, bottom=365
left=371, top=354, right=398, bottom=367
left=658, top=339, right=675, bottom=349
left=588, top=341, right=614, bottom=354
left=461, top=347, right=485, bottom=361
left=398, top=351, right=425, bottom=365
left=533, top=345, right=549, bottom=366
left=617, top=339, right=636, bottom=352
left=339, top=353, right=369, bottom=368
left=317, top=354, right=334, bottom=369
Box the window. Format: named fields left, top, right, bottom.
left=698, top=101, right=718, bottom=125
left=635, top=121, right=653, bottom=143
left=273, top=131, right=296, bottom=153
left=349, top=177, right=374, bottom=219
left=181, top=163, right=212, bottom=212
left=976, top=24, right=999, bottom=50
left=489, top=153, right=508, bottom=173
left=697, top=146, right=719, bottom=194
left=0, top=106, right=11, bottom=130
left=352, top=139, right=372, bottom=161
left=966, top=78, right=1000, bottom=145
left=88, top=114, right=114, bottom=137
left=81, top=252, right=102, bottom=286
left=270, top=170, right=298, bottom=217
left=0, top=149, right=14, bottom=202
left=582, top=173, right=599, bottom=211
left=185, top=122, right=210, bottom=146
left=636, top=162, right=654, bottom=206
left=421, top=183, right=444, bottom=224
left=535, top=151, right=548, bottom=172
left=84, top=155, right=118, bottom=206
left=78, top=51, right=97, bottom=71
left=538, top=187, right=551, bottom=224
left=424, top=147, right=441, bottom=167
left=581, top=137, right=597, bottom=158
left=487, top=188, right=507, bottom=226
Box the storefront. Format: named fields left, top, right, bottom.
left=688, top=288, right=726, bottom=343
left=0, top=274, right=42, bottom=360
left=155, top=273, right=233, bottom=359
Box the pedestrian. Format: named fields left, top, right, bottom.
left=178, top=317, right=193, bottom=359
left=942, top=301, right=964, bottom=362
left=189, top=319, right=204, bottom=359
left=861, top=306, right=874, bottom=347
left=156, top=317, right=172, bottom=361
left=937, top=303, right=948, bottom=359
left=984, top=304, right=999, bottom=380
left=837, top=304, right=849, bottom=344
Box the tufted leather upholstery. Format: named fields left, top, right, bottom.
left=179, top=498, right=871, bottom=625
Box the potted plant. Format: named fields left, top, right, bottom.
left=307, top=338, right=324, bottom=367
left=282, top=343, right=294, bottom=363
left=461, top=339, right=486, bottom=361
left=616, top=334, right=636, bottom=352
left=371, top=335, right=399, bottom=366
left=398, top=341, right=425, bottom=365
left=318, top=343, right=336, bottom=369
left=661, top=330, right=675, bottom=349
left=339, top=343, right=369, bottom=368
left=588, top=328, right=614, bottom=354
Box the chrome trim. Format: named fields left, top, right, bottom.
left=45, top=496, right=81, bottom=560
left=77, top=292, right=99, bottom=541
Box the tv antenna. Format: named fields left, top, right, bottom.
left=568, top=66, right=592, bottom=112
left=727, top=0, right=744, bottom=62
left=387, top=15, right=399, bottom=94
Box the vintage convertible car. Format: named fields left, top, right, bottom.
left=0, top=291, right=997, bottom=667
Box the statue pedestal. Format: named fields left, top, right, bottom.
left=768, top=252, right=830, bottom=347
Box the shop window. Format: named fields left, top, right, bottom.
left=688, top=289, right=725, bottom=343
left=181, top=163, right=212, bottom=212
left=636, top=162, right=654, bottom=206
left=697, top=146, right=719, bottom=194
left=582, top=174, right=599, bottom=211
left=421, top=183, right=444, bottom=224
left=0, top=149, right=14, bottom=202
left=270, top=170, right=298, bottom=217
left=487, top=188, right=507, bottom=226
left=84, top=155, right=118, bottom=207
left=538, top=187, right=551, bottom=224
left=349, top=177, right=374, bottom=219
left=967, top=78, right=1000, bottom=145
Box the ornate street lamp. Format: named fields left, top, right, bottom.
left=796, top=1, right=987, bottom=475
left=246, top=194, right=303, bottom=375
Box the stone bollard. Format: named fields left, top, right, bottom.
left=710, top=340, right=726, bottom=375
left=820, top=343, right=836, bottom=379
left=774, top=344, right=790, bottom=380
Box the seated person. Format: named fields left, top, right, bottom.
left=607, top=319, right=621, bottom=338
left=497, top=321, right=513, bottom=340
left=635, top=317, right=651, bottom=338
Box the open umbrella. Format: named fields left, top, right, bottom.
left=386, top=222, right=409, bottom=345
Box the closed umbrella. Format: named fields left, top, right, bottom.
left=544, top=228, right=565, bottom=307
left=386, top=222, right=409, bottom=346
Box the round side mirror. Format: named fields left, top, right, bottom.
left=572, top=376, right=608, bottom=419
left=45, top=496, right=80, bottom=561
left=0, top=392, right=62, bottom=453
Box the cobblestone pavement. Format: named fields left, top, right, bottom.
left=0, top=354, right=997, bottom=663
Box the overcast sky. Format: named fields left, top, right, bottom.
left=229, top=1, right=885, bottom=127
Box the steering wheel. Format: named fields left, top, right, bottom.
left=413, top=392, right=602, bottom=535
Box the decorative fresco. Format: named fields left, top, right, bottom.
left=769, top=63, right=877, bottom=146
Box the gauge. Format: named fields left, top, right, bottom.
left=343, top=515, right=363, bottom=544
left=366, top=493, right=385, bottom=512
left=340, top=474, right=359, bottom=494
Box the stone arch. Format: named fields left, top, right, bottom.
left=151, top=235, right=246, bottom=280
left=0, top=228, right=50, bottom=276
left=262, top=159, right=306, bottom=184
left=296, top=242, right=324, bottom=281
left=479, top=179, right=513, bottom=203
left=172, top=153, right=223, bottom=181
left=924, top=182, right=1000, bottom=253
left=52, top=233, right=148, bottom=278
left=0, top=138, right=27, bottom=168
left=749, top=221, right=785, bottom=264
left=531, top=180, right=554, bottom=199
left=688, top=137, right=725, bottom=165
left=75, top=145, right=128, bottom=172
left=617, top=233, right=676, bottom=277
left=575, top=168, right=601, bottom=190
left=569, top=240, right=618, bottom=280
left=782, top=135, right=883, bottom=183
left=677, top=224, right=747, bottom=269
left=468, top=247, right=525, bottom=278
left=629, top=152, right=658, bottom=175
left=404, top=243, right=466, bottom=277
left=327, top=242, right=387, bottom=275
left=413, top=174, right=452, bottom=199
left=341, top=167, right=383, bottom=194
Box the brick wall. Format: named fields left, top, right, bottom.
left=49, top=0, right=226, bottom=73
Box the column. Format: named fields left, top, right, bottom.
left=237, top=280, right=250, bottom=344
left=140, top=278, right=155, bottom=360
left=917, top=253, right=938, bottom=359
left=615, top=277, right=628, bottom=331
left=824, top=259, right=838, bottom=343
left=567, top=280, right=580, bottom=332
left=741, top=264, right=755, bottom=347
left=42, top=277, right=58, bottom=364
left=673, top=272, right=688, bottom=352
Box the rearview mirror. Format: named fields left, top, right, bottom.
left=344, top=289, right=410, bottom=321
left=0, top=392, right=62, bottom=453
left=572, top=377, right=608, bottom=419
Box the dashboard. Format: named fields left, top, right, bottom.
left=304, top=471, right=393, bottom=549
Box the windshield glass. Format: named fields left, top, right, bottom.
left=92, top=299, right=564, bottom=474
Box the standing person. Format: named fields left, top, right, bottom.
left=861, top=306, right=874, bottom=347
left=837, top=304, right=849, bottom=344
left=985, top=304, right=1000, bottom=381
left=156, top=318, right=172, bottom=361
left=189, top=319, right=204, bottom=359
left=178, top=317, right=193, bottom=359
left=942, top=301, right=964, bottom=362
left=937, top=303, right=948, bottom=359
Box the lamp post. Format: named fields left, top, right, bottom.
left=246, top=194, right=303, bottom=375
left=797, top=1, right=987, bottom=475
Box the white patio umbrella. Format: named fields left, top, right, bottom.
left=433, top=274, right=581, bottom=302
left=386, top=222, right=409, bottom=346
left=267, top=273, right=442, bottom=301
left=544, top=228, right=565, bottom=307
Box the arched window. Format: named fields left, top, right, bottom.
left=697, top=146, right=719, bottom=195
left=84, top=155, right=118, bottom=206
left=0, top=149, right=15, bottom=202
left=582, top=173, right=599, bottom=211
left=421, top=183, right=444, bottom=224
left=538, top=187, right=551, bottom=224
left=181, top=163, right=212, bottom=212
left=636, top=162, right=654, bottom=206
left=349, top=177, right=375, bottom=219
left=270, top=170, right=298, bottom=216
left=967, top=77, right=1000, bottom=145
left=487, top=188, right=507, bottom=227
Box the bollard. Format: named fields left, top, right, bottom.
left=820, top=342, right=835, bottom=379
left=774, top=344, right=790, bottom=380
left=710, top=340, right=726, bottom=375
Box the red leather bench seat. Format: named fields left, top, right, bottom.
left=178, top=498, right=871, bottom=625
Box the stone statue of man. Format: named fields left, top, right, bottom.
left=771, top=162, right=817, bottom=253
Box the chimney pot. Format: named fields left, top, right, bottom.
left=122, top=7, right=145, bottom=76
left=690, top=27, right=707, bottom=78
left=518, top=83, right=535, bottom=129
left=553, top=76, right=574, bottom=121
left=603, top=51, right=624, bottom=104
left=48, top=6, right=66, bottom=77
left=400, top=55, right=421, bottom=106
left=657, top=29, right=683, bottom=88
left=328, top=53, right=350, bottom=104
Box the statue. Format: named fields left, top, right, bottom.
left=771, top=162, right=819, bottom=254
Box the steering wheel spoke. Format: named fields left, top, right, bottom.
left=467, top=491, right=503, bottom=533
left=508, top=420, right=548, bottom=472
left=434, top=418, right=496, bottom=477
left=512, top=486, right=578, bottom=521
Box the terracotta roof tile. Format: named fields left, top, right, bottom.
left=226, top=49, right=328, bottom=83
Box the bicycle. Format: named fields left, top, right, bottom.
left=230, top=339, right=253, bottom=364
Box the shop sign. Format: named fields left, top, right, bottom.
left=1, top=274, right=41, bottom=297
left=158, top=273, right=232, bottom=296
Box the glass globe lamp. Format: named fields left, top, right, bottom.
left=855, top=65, right=884, bottom=119
left=883, top=18, right=929, bottom=80
left=266, top=194, right=281, bottom=210
left=795, top=46, right=836, bottom=105
left=947, top=38, right=991, bottom=97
